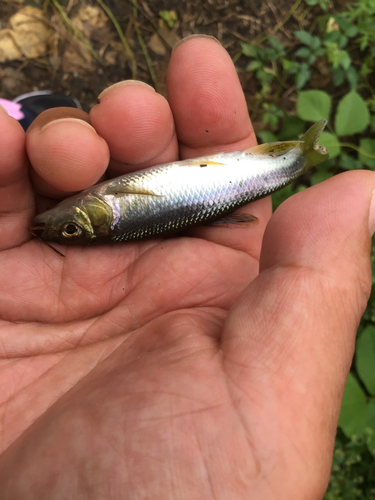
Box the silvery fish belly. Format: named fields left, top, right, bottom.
left=30, top=120, right=328, bottom=245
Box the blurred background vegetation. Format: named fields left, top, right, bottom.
left=1, top=0, right=375, bottom=497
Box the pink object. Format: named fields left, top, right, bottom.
left=0, top=98, right=24, bottom=120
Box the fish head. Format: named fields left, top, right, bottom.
left=30, top=195, right=113, bottom=244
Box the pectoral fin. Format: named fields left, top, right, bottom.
left=207, top=213, right=259, bottom=227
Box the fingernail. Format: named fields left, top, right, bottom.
left=172, top=34, right=222, bottom=52
left=369, top=191, right=375, bottom=235
left=41, top=118, right=97, bottom=133
left=0, top=103, right=9, bottom=115
left=97, top=80, right=155, bottom=100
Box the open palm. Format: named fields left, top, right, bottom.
left=0, top=36, right=373, bottom=500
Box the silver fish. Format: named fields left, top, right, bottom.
left=30, top=120, right=328, bottom=245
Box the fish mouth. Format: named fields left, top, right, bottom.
left=29, top=222, right=46, bottom=239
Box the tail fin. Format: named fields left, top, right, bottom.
left=300, top=120, right=329, bottom=170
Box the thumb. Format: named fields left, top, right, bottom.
left=222, top=170, right=375, bottom=498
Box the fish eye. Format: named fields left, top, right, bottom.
left=61, top=222, right=82, bottom=238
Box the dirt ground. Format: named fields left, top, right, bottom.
left=0, top=0, right=331, bottom=127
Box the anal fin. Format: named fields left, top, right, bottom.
left=207, top=213, right=259, bottom=228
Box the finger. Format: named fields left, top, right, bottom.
left=27, top=108, right=110, bottom=198
left=222, top=171, right=375, bottom=497
left=166, top=35, right=271, bottom=254
left=0, top=107, right=35, bottom=249
left=89, top=81, right=178, bottom=178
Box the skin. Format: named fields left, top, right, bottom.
left=0, top=35, right=374, bottom=499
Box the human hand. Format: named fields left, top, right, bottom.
left=0, top=35, right=374, bottom=499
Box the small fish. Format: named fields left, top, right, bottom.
left=30, top=120, right=328, bottom=246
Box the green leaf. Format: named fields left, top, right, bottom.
left=247, top=60, right=262, bottom=71
left=282, top=58, right=294, bottom=70
left=338, top=152, right=362, bottom=170
left=325, top=31, right=341, bottom=44
left=310, top=169, right=332, bottom=185
left=241, top=43, right=258, bottom=58
left=268, top=36, right=285, bottom=55
left=357, top=326, right=375, bottom=395
left=359, top=138, right=375, bottom=169
left=294, top=30, right=314, bottom=46
left=338, top=372, right=368, bottom=437
left=337, top=34, right=348, bottom=49
left=317, top=131, right=341, bottom=158
left=297, top=90, right=331, bottom=122
left=309, top=36, right=321, bottom=51
left=295, top=67, right=310, bottom=89
left=332, top=67, right=345, bottom=87
left=295, top=47, right=312, bottom=59
left=158, top=10, right=177, bottom=28
left=256, top=130, right=278, bottom=143
left=346, top=65, right=358, bottom=88
left=335, top=16, right=358, bottom=38
left=366, top=399, right=375, bottom=456
left=279, top=116, right=306, bottom=140
left=339, top=50, right=351, bottom=70
left=335, top=91, right=370, bottom=136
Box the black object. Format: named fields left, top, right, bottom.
left=13, top=90, right=81, bottom=130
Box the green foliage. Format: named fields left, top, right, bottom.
left=256, top=130, right=277, bottom=144
left=359, top=139, right=375, bottom=169
left=295, top=89, right=374, bottom=174
left=278, top=116, right=306, bottom=140
left=335, top=91, right=370, bottom=136
left=317, top=132, right=341, bottom=159
left=242, top=0, right=375, bottom=105
left=158, top=10, right=178, bottom=28
left=304, top=0, right=330, bottom=11
left=297, top=90, right=331, bottom=121
left=249, top=26, right=375, bottom=492
left=262, top=103, right=285, bottom=129
left=327, top=325, right=375, bottom=498
left=241, top=37, right=285, bottom=94
left=356, top=327, right=375, bottom=396
left=338, top=372, right=368, bottom=438
left=342, top=0, right=375, bottom=50
left=283, top=30, right=325, bottom=89
left=324, top=430, right=375, bottom=499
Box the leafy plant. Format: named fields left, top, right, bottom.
left=304, top=0, right=330, bottom=11
left=247, top=1, right=375, bottom=495
left=159, top=10, right=178, bottom=29
left=262, top=103, right=285, bottom=129
left=296, top=89, right=373, bottom=174
left=342, top=0, right=375, bottom=50
left=324, top=430, right=375, bottom=499
left=283, top=31, right=325, bottom=89
left=241, top=37, right=286, bottom=94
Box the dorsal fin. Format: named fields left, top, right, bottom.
left=245, top=141, right=302, bottom=157
left=182, top=159, right=225, bottom=167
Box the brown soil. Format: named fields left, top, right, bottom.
left=0, top=0, right=325, bottom=126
